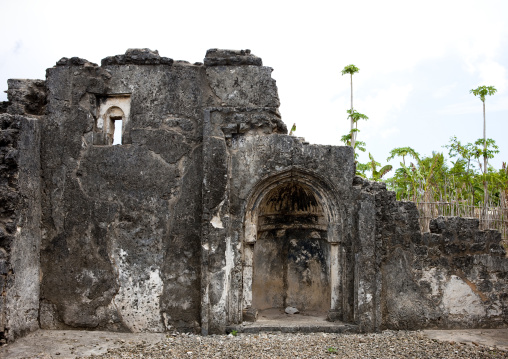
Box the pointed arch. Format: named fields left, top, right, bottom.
left=242, top=167, right=344, bottom=319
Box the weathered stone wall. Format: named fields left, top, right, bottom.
left=39, top=50, right=210, bottom=333
left=199, top=51, right=289, bottom=333
left=422, top=217, right=507, bottom=327
left=0, top=114, right=41, bottom=342
left=4, top=79, right=46, bottom=117
left=201, top=120, right=357, bottom=332
left=1, top=48, right=507, bottom=340
left=351, top=178, right=382, bottom=332
left=38, top=48, right=285, bottom=333
left=357, top=178, right=508, bottom=330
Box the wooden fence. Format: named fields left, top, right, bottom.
left=414, top=201, right=508, bottom=241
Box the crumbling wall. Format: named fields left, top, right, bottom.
left=39, top=49, right=215, bottom=333
left=199, top=49, right=289, bottom=334
left=0, top=113, right=41, bottom=342
left=4, top=79, right=46, bottom=117
left=418, top=217, right=507, bottom=328
left=38, top=48, right=286, bottom=334
left=2, top=47, right=507, bottom=339
left=358, top=178, right=508, bottom=330
left=351, top=179, right=382, bottom=332
left=201, top=111, right=356, bottom=333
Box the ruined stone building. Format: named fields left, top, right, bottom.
left=0, top=48, right=507, bottom=342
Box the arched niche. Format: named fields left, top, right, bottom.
left=242, top=168, right=343, bottom=321
left=93, top=94, right=131, bottom=146
left=253, top=181, right=330, bottom=312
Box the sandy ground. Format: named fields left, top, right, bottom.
left=422, top=329, right=508, bottom=351
left=0, top=328, right=507, bottom=358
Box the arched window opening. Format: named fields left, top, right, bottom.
left=93, top=94, right=131, bottom=146
left=104, top=106, right=124, bottom=146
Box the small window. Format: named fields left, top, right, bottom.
left=112, top=121, right=122, bottom=145
left=94, top=94, right=131, bottom=146
left=105, top=107, right=125, bottom=145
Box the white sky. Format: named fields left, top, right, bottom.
left=1, top=0, right=507, bottom=172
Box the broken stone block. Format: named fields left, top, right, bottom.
left=327, top=309, right=341, bottom=322
left=242, top=307, right=258, bottom=322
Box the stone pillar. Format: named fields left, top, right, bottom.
left=201, top=110, right=232, bottom=334
left=0, top=114, right=41, bottom=342
left=242, top=239, right=255, bottom=310
left=355, top=192, right=380, bottom=331
left=327, top=222, right=342, bottom=321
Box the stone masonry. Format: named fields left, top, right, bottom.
left=0, top=48, right=506, bottom=343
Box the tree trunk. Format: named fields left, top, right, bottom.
left=422, top=189, right=433, bottom=232
left=483, top=100, right=489, bottom=211
left=350, top=73, right=355, bottom=151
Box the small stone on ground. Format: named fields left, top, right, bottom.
left=285, top=306, right=300, bottom=315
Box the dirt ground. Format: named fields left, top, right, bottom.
left=1, top=328, right=507, bottom=358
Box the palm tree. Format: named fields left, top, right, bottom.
left=470, top=85, right=497, bottom=206
left=341, top=64, right=359, bottom=149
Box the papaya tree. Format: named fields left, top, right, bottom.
left=347, top=109, right=368, bottom=152
left=340, top=132, right=366, bottom=177
left=341, top=64, right=360, bottom=149
left=470, top=85, right=497, bottom=206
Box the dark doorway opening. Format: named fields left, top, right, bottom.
left=252, top=182, right=331, bottom=314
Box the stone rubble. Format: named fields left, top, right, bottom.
left=82, top=331, right=507, bottom=359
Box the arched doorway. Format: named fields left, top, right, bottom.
left=252, top=181, right=330, bottom=313
left=242, top=169, right=343, bottom=322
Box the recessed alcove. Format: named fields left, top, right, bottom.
left=242, top=170, right=346, bottom=327
left=252, top=182, right=331, bottom=313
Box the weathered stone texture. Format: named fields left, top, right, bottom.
left=208, top=108, right=286, bottom=139
left=200, top=127, right=357, bottom=333
left=0, top=114, right=41, bottom=342
left=204, top=49, right=262, bottom=67
left=0, top=101, right=9, bottom=114
left=39, top=54, right=208, bottom=334
left=356, top=177, right=508, bottom=330
left=101, top=48, right=174, bottom=66
left=56, top=57, right=98, bottom=67
left=5, top=79, right=46, bottom=117
left=206, top=67, right=279, bottom=108
left=36, top=48, right=287, bottom=335
left=1, top=48, right=507, bottom=342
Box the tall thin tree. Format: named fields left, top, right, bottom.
left=470, top=85, right=497, bottom=206
left=341, top=64, right=359, bottom=149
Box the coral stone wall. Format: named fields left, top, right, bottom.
left=0, top=48, right=507, bottom=342
left=39, top=51, right=208, bottom=333
left=0, top=114, right=41, bottom=342
left=38, top=48, right=284, bottom=333
left=356, top=178, right=508, bottom=330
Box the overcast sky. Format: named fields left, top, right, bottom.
left=1, top=0, right=507, bottom=173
